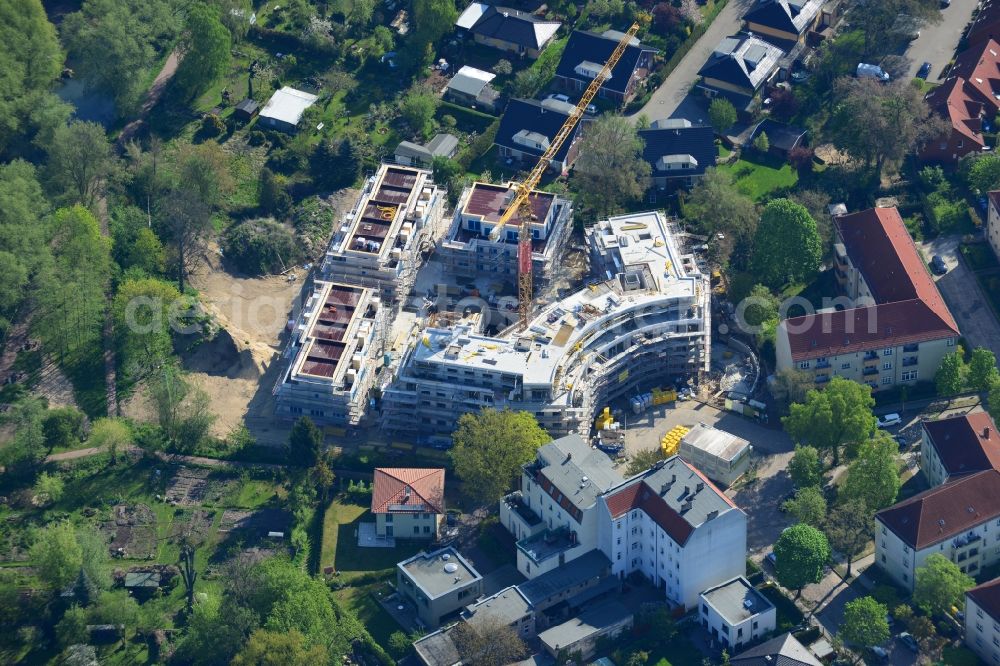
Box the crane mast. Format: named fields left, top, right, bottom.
left=489, top=23, right=641, bottom=331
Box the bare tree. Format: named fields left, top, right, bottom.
left=179, top=542, right=197, bottom=614
left=157, top=189, right=212, bottom=293
left=450, top=617, right=528, bottom=666
left=571, top=115, right=651, bottom=217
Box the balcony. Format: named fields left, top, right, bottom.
left=503, top=492, right=542, bottom=528
left=902, top=357, right=919, bottom=367
left=863, top=366, right=879, bottom=376
left=815, top=374, right=831, bottom=384
left=815, top=360, right=831, bottom=369
left=516, top=527, right=577, bottom=565
left=903, top=344, right=919, bottom=353
left=863, top=351, right=879, bottom=362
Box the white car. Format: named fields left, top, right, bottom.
left=877, top=413, right=902, bottom=428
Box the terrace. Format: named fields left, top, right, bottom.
left=516, top=526, right=576, bottom=564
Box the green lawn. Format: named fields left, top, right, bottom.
left=758, top=584, right=804, bottom=632
left=334, top=583, right=402, bottom=649
left=320, top=497, right=421, bottom=577
left=961, top=242, right=999, bottom=271
left=717, top=154, right=798, bottom=201
left=942, top=645, right=982, bottom=665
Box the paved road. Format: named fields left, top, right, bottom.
left=904, top=0, right=978, bottom=80
left=629, top=0, right=754, bottom=123
left=917, top=235, right=1000, bottom=359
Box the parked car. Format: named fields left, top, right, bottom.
left=585, top=103, right=597, bottom=114
left=766, top=551, right=777, bottom=567
left=941, top=0, right=951, bottom=7
left=547, top=93, right=570, bottom=103
left=898, top=632, right=919, bottom=652
left=931, top=255, right=948, bottom=275
left=917, top=62, right=932, bottom=79
left=878, top=413, right=902, bottom=428
left=857, top=63, right=891, bottom=82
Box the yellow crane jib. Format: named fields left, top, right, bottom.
left=488, top=23, right=641, bottom=331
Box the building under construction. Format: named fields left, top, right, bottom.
left=379, top=210, right=710, bottom=438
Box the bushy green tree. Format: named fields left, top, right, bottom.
left=44, top=120, right=117, bottom=208
left=42, top=406, right=86, bottom=451
left=112, top=277, right=184, bottom=387
left=451, top=409, right=550, bottom=506
left=840, top=596, right=890, bottom=647
left=31, top=521, right=84, bottom=590
left=752, top=131, right=770, bottom=153
left=968, top=347, right=1000, bottom=392
left=233, top=629, right=328, bottom=665
left=708, top=98, right=737, bottom=134
left=782, top=486, right=826, bottom=527
left=963, top=153, right=1000, bottom=193
left=33, top=472, right=65, bottom=506
left=175, top=3, right=232, bottom=100
left=783, top=377, right=876, bottom=465
left=773, top=523, right=830, bottom=597
left=572, top=115, right=652, bottom=217
left=935, top=350, right=967, bottom=396
left=789, top=445, right=823, bottom=487
left=400, top=90, right=439, bottom=138
left=824, top=500, right=873, bottom=577
left=751, top=198, right=823, bottom=289
left=841, top=432, right=900, bottom=511
left=914, top=553, right=974, bottom=617
left=289, top=417, right=323, bottom=467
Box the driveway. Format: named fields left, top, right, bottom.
left=904, top=0, right=978, bottom=80
left=917, top=235, right=1000, bottom=358
left=628, top=0, right=754, bottom=123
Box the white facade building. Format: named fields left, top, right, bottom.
left=920, top=411, right=1000, bottom=488
left=699, top=577, right=776, bottom=653
left=966, top=577, right=1000, bottom=664
left=988, top=191, right=1000, bottom=262
left=876, top=469, right=1000, bottom=591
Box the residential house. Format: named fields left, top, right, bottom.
left=949, top=38, right=1000, bottom=115
left=599, top=456, right=748, bottom=610
left=875, top=469, right=1000, bottom=591
left=989, top=191, right=1000, bottom=260
left=699, top=577, right=777, bottom=653
left=921, top=412, right=1000, bottom=488
left=258, top=86, right=318, bottom=133
left=455, top=3, right=561, bottom=58
left=638, top=119, right=717, bottom=189
left=372, top=467, right=445, bottom=539
left=742, top=0, right=827, bottom=47
left=394, top=134, right=460, bottom=168
left=462, top=586, right=536, bottom=638
left=920, top=76, right=988, bottom=163
left=775, top=206, right=961, bottom=393
left=537, top=601, right=633, bottom=660
left=413, top=629, right=461, bottom=666
left=731, top=633, right=823, bottom=666
left=397, top=548, right=483, bottom=628
left=697, top=34, right=785, bottom=109
left=554, top=29, right=658, bottom=106
left=445, top=66, right=501, bottom=112
left=966, top=577, right=1000, bottom=664
left=495, top=98, right=584, bottom=174
left=966, top=0, right=1000, bottom=51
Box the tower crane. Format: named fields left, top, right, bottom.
left=489, top=23, right=640, bottom=331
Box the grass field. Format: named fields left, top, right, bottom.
left=718, top=154, right=798, bottom=201
left=320, top=497, right=421, bottom=577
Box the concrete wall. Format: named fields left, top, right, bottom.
left=376, top=511, right=443, bottom=539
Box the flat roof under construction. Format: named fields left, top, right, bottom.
left=345, top=166, right=423, bottom=257
left=294, top=282, right=372, bottom=380
left=463, top=182, right=555, bottom=227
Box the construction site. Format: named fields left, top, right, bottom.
left=272, top=25, right=714, bottom=441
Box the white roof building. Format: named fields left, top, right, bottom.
left=447, top=65, right=497, bottom=97
left=259, top=87, right=319, bottom=130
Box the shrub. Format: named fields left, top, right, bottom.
left=222, top=218, right=303, bottom=275
left=200, top=114, right=225, bottom=138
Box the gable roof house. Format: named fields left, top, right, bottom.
left=394, top=134, right=460, bottom=168
left=949, top=38, right=1000, bottom=113
left=258, top=86, right=318, bottom=133
left=494, top=98, right=585, bottom=175
left=372, top=468, right=446, bottom=539
left=731, top=632, right=823, bottom=666
left=554, top=30, right=658, bottom=106
left=965, top=577, right=1000, bottom=664
left=456, top=3, right=561, bottom=58
left=776, top=206, right=960, bottom=392
left=921, top=412, right=1000, bottom=488
left=966, top=0, right=1000, bottom=51
left=638, top=119, right=717, bottom=189
left=742, top=0, right=827, bottom=47
left=697, top=34, right=785, bottom=110
left=445, top=65, right=501, bottom=112
left=876, top=469, right=1000, bottom=590
left=921, top=76, right=989, bottom=163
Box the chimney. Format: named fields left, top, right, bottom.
left=683, top=485, right=690, bottom=496
left=696, top=482, right=705, bottom=493
left=985, top=427, right=992, bottom=440
left=681, top=500, right=692, bottom=513
left=566, top=452, right=573, bottom=463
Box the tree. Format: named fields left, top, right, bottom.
left=310, top=459, right=335, bottom=502
left=171, top=142, right=235, bottom=211
left=31, top=521, right=83, bottom=590
left=112, top=277, right=183, bottom=387
left=150, top=366, right=215, bottom=452
left=828, top=77, right=944, bottom=179
left=450, top=616, right=528, bottom=666
left=451, top=409, right=550, bottom=506
left=771, top=370, right=814, bottom=414
left=708, top=98, right=737, bottom=134
left=42, top=407, right=86, bottom=451
left=259, top=168, right=292, bottom=218
left=773, top=523, right=830, bottom=597
left=740, top=284, right=780, bottom=332
left=627, top=447, right=665, bottom=476
left=157, top=188, right=213, bottom=292
left=400, top=90, right=439, bottom=138
left=214, top=0, right=253, bottom=41
left=179, top=543, right=197, bottom=614
left=990, top=379, right=1000, bottom=425
left=841, top=433, right=900, bottom=512
left=572, top=115, right=651, bottom=217
left=913, top=553, right=974, bottom=617
left=45, top=121, right=117, bottom=208
left=840, top=596, right=890, bottom=647
left=33, top=472, right=66, bottom=506
left=783, top=377, right=877, bottom=465
left=0, top=399, right=47, bottom=480
left=783, top=486, right=827, bottom=527
left=289, top=417, right=323, bottom=467
left=88, top=418, right=133, bottom=464
left=56, top=605, right=89, bottom=647
left=233, top=629, right=328, bottom=665
left=683, top=170, right=758, bottom=267
left=175, top=3, right=232, bottom=100
left=963, top=153, right=1000, bottom=193
left=76, top=527, right=111, bottom=590
left=751, top=199, right=823, bottom=289
left=752, top=131, right=770, bottom=153
left=651, top=3, right=683, bottom=35
left=846, top=0, right=942, bottom=59
left=824, top=500, right=873, bottom=577
left=789, top=445, right=823, bottom=488
left=968, top=347, right=1000, bottom=392
left=493, top=59, right=513, bottom=75
left=90, top=590, right=139, bottom=648
left=410, top=0, right=457, bottom=56
left=0, top=160, right=50, bottom=332
left=935, top=350, right=968, bottom=396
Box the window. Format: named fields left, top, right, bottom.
left=902, top=370, right=918, bottom=381
left=702, top=605, right=708, bottom=615
left=883, top=348, right=893, bottom=355
left=882, top=362, right=892, bottom=370
left=948, top=338, right=956, bottom=346
left=903, top=573, right=908, bottom=582
left=882, top=377, right=892, bottom=385
left=753, top=622, right=758, bottom=630
left=841, top=362, right=851, bottom=369
left=413, top=526, right=420, bottom=535
left=423, top=525, right=431, bottom=533
left=799, top=361, right=810, bottom=369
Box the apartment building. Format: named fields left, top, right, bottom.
left=966, top=577, right=1000, bottom=664
left=381, top=210, right=710, bottom=438
left=371, top=468, right=445, bottom=540
left=988, top=191, right=1000, bottom=262
left=776, top=206, right=960, bottom=393
left=273, top=281, right=386, bottom=426
left=438, top=181, right=573, bottom=287
left=875, top=469, right=1000, bottom=591
left=921, top=412, right=1000, bottom=488
left=320, top=164, right=445, bottom=307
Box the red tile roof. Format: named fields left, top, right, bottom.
left=876, top=469, right=1000, bottom=550
left=371, top=468, right=445, bottom=514
left=605, top=481, right=695, bottom=545
left=924, top=412, right=1000, bottom=478
left=785, top=207, right=959, bottom=362
left=463, top=182, right=555, bottom=227
left=967, top=0, right=1000, bottom=52
left=925, top=77, right=988, bottom=148
left=968, top=577, right=1000, bottom=621
left=950, top=39, right=1000, bottom=111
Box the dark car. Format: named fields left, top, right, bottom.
left=931, top=255, right=948, bottom=275
left=894, top=435, right=907, bottom=451
left=898, top=632, right=919, bottom=652
left=917, top=62, right=932, bottom=79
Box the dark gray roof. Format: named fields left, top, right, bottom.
left=743, top=0, right=825, bottom=41
left=464, top=586, right=533, bottom=627
left=731, top=633, right=823, bottom=666
left=462, top=5, right=561, bottom=50
left=699, top=34, right=784, bottom=91
left=427, top=133, right=460, bottom=157
left=534, top=434, right=624, bottom=512
left=517, top=549, right=611, bottom=606
left=639, top=123, right=716, bottom=178
left=749, top=119, right=807, bottom=152
left=537, top=601, right=633, bottom=652
left=414, top=629, right=461, bottom=666
left=555, top=30, right=658, bottom=95
left=496, top=98, right=583, bottom=164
